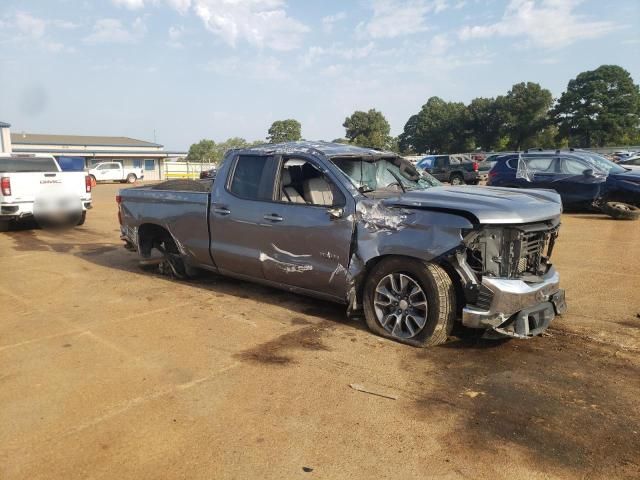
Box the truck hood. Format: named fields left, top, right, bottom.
left=383, top=186, right=562, bottom=224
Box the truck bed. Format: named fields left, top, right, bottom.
left=119, top=180, right=214, bottom=265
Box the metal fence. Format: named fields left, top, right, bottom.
left=163, top=161, right=216, bottom=179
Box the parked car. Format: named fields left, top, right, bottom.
left=619, top=155, right=640, bottom=171
left=118, top=142, right=566, bottom=347
left=199, top=167, right=217, bottom=179
left=0, top=153, right=92, bottom=230
left=416, top=154, right=486, bottom=185
left=88, top=161, right=144, bottom=184
left=487, top=150, right=640, bottom=219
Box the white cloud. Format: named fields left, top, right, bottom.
left=166, top=0, right=192, bottom=14
left=361, top=0, right=449, bottom=39
left=167, top=25, right=184, bottom=47
left=429, top=33, right=452, bottom=55
left=193, top=0, right=309, bottom=50
left=458, top=0, right=617, bottom=48
left=301, top=42, right=376, bottom=67
left=203, top=55, right=288, bottom=80
left=84, top=17, right=147, bottom=44
left=112, top=0, right=146, bottom=9
left=15, top=12, right=46, bottom=39
left=322, top=12, right=347, bottom=33
left=3, top=12, right=75, bottom=53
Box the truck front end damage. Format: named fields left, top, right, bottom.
left=452, top=220, right=566, bottom=339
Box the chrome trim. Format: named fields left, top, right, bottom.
left=462, top=266, right=562, bottom=330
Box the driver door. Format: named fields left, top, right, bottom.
left=551, top=156, right=603, bottom=209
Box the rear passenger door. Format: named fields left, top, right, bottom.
left=430, top=156, right=449, bottom=181
left=209, top=154, right=278, bottom=279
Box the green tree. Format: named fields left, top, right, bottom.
left=467, top=97, right=506, bottom=151
left=267, top=119, right=302, bottom=143
left=401, top=97, right=472, bottom=154
left=501, top=82, right=553, bottom=150
left=186, top=139, right=217, bottom=163
left=553, top=65, right=640, bottom=147
left=343, top=109, right=391, bottom=149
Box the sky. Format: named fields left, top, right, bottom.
left=0, top=0, right=638, bottom=151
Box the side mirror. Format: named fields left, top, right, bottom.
left=327, top=207, right=344, bottom=220
left=583, top=168, right=594, bottom=177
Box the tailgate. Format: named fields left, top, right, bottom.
left=6, top=172, right=89, bottom=203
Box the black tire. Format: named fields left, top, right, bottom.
left=76, top=211, right=87, bottom=226
left=0, top=220, right=10, bottom=232
left=449, top=174, right=464, bottom=186
left=126, top=174, right=137, bottom=184
left=363, top=257, right=456, bottom=347
left=600, top=201, right=640, bottom=220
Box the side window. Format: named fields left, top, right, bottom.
left=434, top=156, right=445, bottom=168
left=229, top=155, right=274, bottom=201
left=278, top=158, right=344, bottom=207
left=525, top=156, right=554, bottom=173
left=97, top=164, right=108, bottom=170
left=560, top=157, right=588, bottom=175
left=449, top=156, right=461, bottom=165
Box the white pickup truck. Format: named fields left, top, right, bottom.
left=0, top=154, right=92, bottom=231
left=88, top=161, right=144, bottom=184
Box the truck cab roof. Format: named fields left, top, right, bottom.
left=232, top=141, right=397, bottom=160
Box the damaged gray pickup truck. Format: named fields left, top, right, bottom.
left=118, top=142, right=567, bottom=347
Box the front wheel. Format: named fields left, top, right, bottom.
left=449, top=174, right=464, bottom=185
left=600, top=201, right=640, bottom=220
left=126, top=173, right=137, bottom=184
left=363, top=257, right=456, bottom=347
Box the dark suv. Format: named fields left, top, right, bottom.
left=487, top=150, right=640, bottom=217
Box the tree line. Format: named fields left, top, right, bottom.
left=187, top=64, right=640, bottom=162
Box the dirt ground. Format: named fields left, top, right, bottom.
left=1, top=183, right=639, bottom=479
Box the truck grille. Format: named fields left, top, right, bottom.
left=511, top=227, right=558, bottom=277
left=464, top=222, right=559, bottom=281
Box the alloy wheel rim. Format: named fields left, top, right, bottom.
left=373, top=273, right=428, bottom=339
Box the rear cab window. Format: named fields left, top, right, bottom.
left=228, top=155, right=276, bottom=201
left=0, top=156, right=59, bottom=173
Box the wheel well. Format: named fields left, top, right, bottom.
left=354, top=254, right=461, bottom=311
left=137, top=223, right=175, bottom=257
left=128, top=172, right=137, bottom=177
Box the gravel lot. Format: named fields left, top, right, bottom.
left=1, top=183, right=639, bottom=479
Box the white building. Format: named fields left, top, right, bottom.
left=0, top=121, right=186, bottom=181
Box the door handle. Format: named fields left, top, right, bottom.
left=213, top=207, right=231, bottom=216
left=263, top=213, right=283, bottom=222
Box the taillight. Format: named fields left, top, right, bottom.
left=473, top=161, right=479, bottom=172
left=85, top=175, right=92, bottom=193
left=1, top=177, right=10, bottom=196
left=116, top=195, right=122, bottom=225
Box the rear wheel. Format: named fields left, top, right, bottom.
left=76, top=211, right=87, bottom=226
left=126, top=173, right=137, bottom=184
left=600, top=201, right=640, bottom=220
left=363, top=257, right=456, bottom=347
left=449, top=174, right=464, bottom=185
left=0, top=220, right=10, bottom=232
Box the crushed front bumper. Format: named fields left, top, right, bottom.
left=462, top=266, right=566, bottom=338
